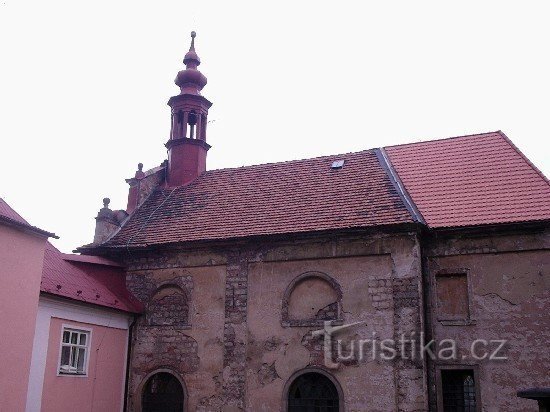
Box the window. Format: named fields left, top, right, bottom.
left=440, top=369, right=478, bottom=412
left=58, top=327, right=90, bottom=375
left=435, top=271, right=471, bottom=324
left=142, top=372, right=184, bottom=411
left=287, top=372, right=340, bottom=411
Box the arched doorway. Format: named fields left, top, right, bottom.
left=142, top=372, right=184, bottom=412
left=287, top=371, right=341, bottom=411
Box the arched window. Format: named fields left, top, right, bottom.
left=147, top=285, right=189, bottom=326
left=287, top=372, right=340, bottom=411
left=282, top=272, right=343, bottom=327
left=142, top=372, right=184, bottom=412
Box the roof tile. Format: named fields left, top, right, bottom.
left=384, top=131, right=550, bottom=228
left=105, top=149, right=414, bottom=247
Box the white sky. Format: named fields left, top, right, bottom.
left=1, top=1, right=549, bottom=252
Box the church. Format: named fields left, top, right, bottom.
left=14, top=31, right=547, bottom=411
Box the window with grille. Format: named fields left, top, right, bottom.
left=58, top=327, right=90, bottom=375
left=288, top=372, right=340, bottom=411
left=441, top=369, right=477, bottom=411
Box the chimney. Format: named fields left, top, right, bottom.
left=93, top=198, right=127, bottom=244
left=126, top=163, right=145, bottom=214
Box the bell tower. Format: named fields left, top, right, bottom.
left=165, top=31, right=212, bottom=187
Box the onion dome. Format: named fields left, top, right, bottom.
left=175, top=31, right=207, bottom=95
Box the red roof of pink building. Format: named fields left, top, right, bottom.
left=41, top=242, right=142, bottom=313
left=384, top=131, right=550, bottom=228
left=0, top=198, right=141, bottom=313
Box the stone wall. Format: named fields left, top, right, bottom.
left=120, top=231, right=427, bottom=411
left=424, top=226, right=550, bottom=411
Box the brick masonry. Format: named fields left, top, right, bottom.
left=222, top=251, right=249, bottom=409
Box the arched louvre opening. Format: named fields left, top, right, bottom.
left=288, top=372, right=340, bottom=411
left=142, top=372, right=184, bottom=412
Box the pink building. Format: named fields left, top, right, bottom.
left=0, top=199, right=142, bottom=412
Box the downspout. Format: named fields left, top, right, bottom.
left=123, top=315, right=137, bottom=412
left=420, top=228, right=436, bottom=411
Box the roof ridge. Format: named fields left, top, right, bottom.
left=203, top=149, right=374, bottom=174
left=383, top=130, right=501, bottom=150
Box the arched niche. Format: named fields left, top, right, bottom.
left=146, top=284, right=190, bottom=327
left=282, top=272, right=343, bottom=327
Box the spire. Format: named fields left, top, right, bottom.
left=166, top=31, right=213, bottom=187
left=176, top=31, right=207, bottom=95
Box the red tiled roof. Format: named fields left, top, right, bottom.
left=384, top=131, right=550, bottom=228
left=104, top=150, right=415, bottom=247
left=41, top=242, right=143, bottom=313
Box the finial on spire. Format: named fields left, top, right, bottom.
left=183, top=30, right=201, bottom=68
left=190, top=31, right=196, bottom=51
left=102, top=198, right=110, bottom=208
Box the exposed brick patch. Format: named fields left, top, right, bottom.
left=221, top=252, right=250, bottom=410
left=393, top=277, right=420, bottom=309
left=132, top=326, right=199, bottom=373
left=263, top=336, right=283, bottom=352
left=126, top=272, right=156, bottom=303
left=147, top=286, right=189, bottom=326
left=257, top=362, right=279, bottom=386
left=316, top=301, right=339, bottom=320
left=368, top=278, right=393, bottom=310
left=392, top=276, right=424, bottom=411
left=301, top=330, right=326, bottom=366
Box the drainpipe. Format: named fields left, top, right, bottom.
left=123, top=315, right=137, bottom=412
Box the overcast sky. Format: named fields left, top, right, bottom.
left=1, top=1, right=549, bottom=252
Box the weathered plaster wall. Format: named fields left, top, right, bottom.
left=246, top=255, right=397, bottom=411
left=425, top=228, right=550, bottom=412
left=123, top=231, right=427, bottom=412
left=126, top=264, right=227, bottom=411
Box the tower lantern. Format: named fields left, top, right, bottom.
left=165, top=31, right=212, bottom=187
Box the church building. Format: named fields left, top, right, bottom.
left=77, top=32, right=550, bottom=411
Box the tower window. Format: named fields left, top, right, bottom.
left=188, top=111, right=197, bottom=139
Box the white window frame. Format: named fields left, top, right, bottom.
left=57, top=324, right=92, bottom=377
